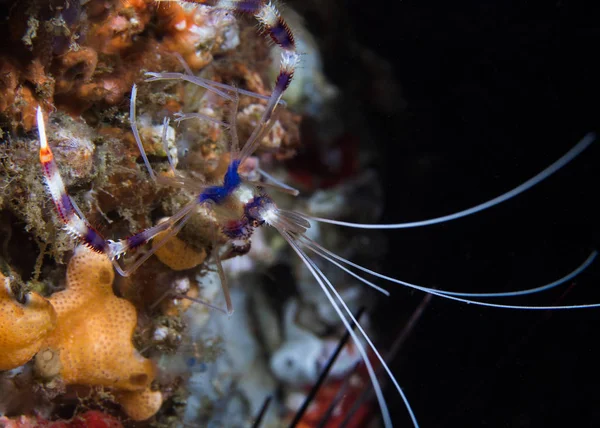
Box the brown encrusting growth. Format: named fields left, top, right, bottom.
left=0, top=0, right=243, bottom=128
left=0, top=0, right=300, bottom=266
left=0, top=0, right=306, bottom=425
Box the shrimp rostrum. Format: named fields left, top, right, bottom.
left=36, top=0, right=599, bottom=426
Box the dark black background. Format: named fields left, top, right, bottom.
left=290, top=0, right=600, bottom=426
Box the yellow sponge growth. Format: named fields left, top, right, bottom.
left=1, top=247, right=162, bottom=420
left=118, top=388, right=164, bottom=422
left=0, top=272, right=57, bottom=371
left=153, top=229, right=207, bottom=271
left=44, top=246, right=156, bottom=392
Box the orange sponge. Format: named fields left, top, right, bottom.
left=153, top=229, right=207, bottom=271
left=44, top=246, right=156, bottom=392
left=117, top=388, right=164, bottom=422
left=0, top=272, right=57, bottom=371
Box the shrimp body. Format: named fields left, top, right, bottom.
left=198, top=160, right=242, bottom=205
left=199, top=162, right=278, bottom=249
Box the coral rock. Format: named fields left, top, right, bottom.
left=0, top=272, right=57, bottom=371
left=86, top=0, right=154, bottom=55
left=162, top=278, right=200, bottom=316
left=237, top=104, right=285, bottom=151
left=53, top=47, right=98, bottom=95
left=43, top=246, right=156, bottom=392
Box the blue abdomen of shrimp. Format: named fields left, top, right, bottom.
left=198, top=160, right=242, bottom=204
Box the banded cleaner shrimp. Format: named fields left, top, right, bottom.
left=33, top=1, right=600, bottom=427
